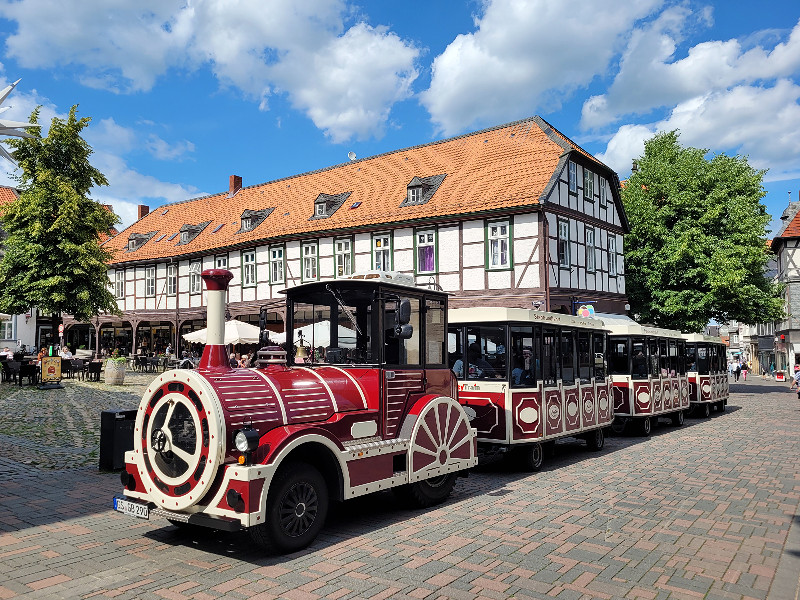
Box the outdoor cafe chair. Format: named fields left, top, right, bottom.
left=2, top=361, right=19, bottom=384
left=71, top=358, right=86, bottom=381
left=19, top=362, right=38, bottom=386
left=87, top=360, right=102, bottom=382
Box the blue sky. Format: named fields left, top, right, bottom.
left=0, top=0, right=798, bottom=234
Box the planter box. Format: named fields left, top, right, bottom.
left=105, top=360, right=126, bottom=385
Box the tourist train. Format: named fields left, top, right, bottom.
left=114, top=270, right=728, bottom=552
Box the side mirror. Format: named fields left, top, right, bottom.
left=396, top=324, right=413, bottom=339
left=397, top=299, right=411, bottom=325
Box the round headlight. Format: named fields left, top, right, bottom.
left=234, top=431, right=250, bottom=452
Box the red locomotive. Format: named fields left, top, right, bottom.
left=115, top=269, right=477, bottom=553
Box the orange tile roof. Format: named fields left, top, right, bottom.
left=0, top=185, right=18, bottom=209
left=106, top=116, right=615, bottom=265
left=776, top=211, right=800, bottom=240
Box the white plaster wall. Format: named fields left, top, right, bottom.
left=394, top=228, right=413, bottom=250
left=488, top=269, right=511, bottom=289
left=515, top=264, right=539, bottom=289
left=513, top=236, right=538, bottom=266
left=439, top=227, right=460, bottom=271
left=462, top=267, right=484, bottom=291
left=394, top=249, right=413, bottom=272
left=462, top=220, right=483, bottom=244
left=438, top=273, right=460, bottom=292
left=514, top=212, right=538, bottom=238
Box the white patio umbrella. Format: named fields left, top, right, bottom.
left=271, top=321, right=356, bottom=348
left=0, top=313, right=10, bottom=320
left=182, top=319, right=261, bottom=345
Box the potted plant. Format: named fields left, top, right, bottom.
left=105, top=350, right=126, bottom=385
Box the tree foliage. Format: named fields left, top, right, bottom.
left=622, top=131, right=783, bottom=332
left=0, top=105, right=121, bottom=321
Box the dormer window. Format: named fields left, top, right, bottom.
left=128, top=239, right=136, bottom=251
left=400, top=174, right=446, bottom=208
left=126, top=231, right=157, bottom=252
left=237, top=208, right=274, bottom=233
left=309, top=192, right=351, bottom=220
left=180, top=231, right=189, bottom=244
left=241, top=216, right=252, bottom=231
left=177, top=221, right=211, bottom=245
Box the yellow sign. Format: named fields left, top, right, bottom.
left=41, top=356, right=62, bottom=383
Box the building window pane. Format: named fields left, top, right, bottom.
left=586, top=228, right=596, bottom=273
left=215, top=255, right=227, bottom=269
left=270, top=247, right=284, bottom=284
left=243, top=250, right=256, bottom=286
left=488, top=221, right=510, bottom=269
left=417, top=230, right=436, bottom=274
left=335, top=238, right=352, bottom=277
left=583, top=168, right=594, bottom=200
left=0, top=320, right=12, bottom=339
left=568, top=161, right=577, bottom=193
left=558, top=219, right=570, bottom=269
left=189, top=261, right=202, bottom=294
left=115, top=270, right=125, bottom=299
left=373, top=233, right=391, bottom=271
left=408, top=187, right=422, bottom=204
left=599, top=178, right=607, bottom=206
left=167, top=264, right=177, bottom=296
left=302, top=243, right=318, bottom=281
left=145, top=266, right=156, bottom=297
left=609, top=235, right=617, bottom=276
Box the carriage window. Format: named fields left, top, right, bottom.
left=593, top=333, right=606, bottom=379
left=448, top=327, right=465, bottom=377
left=677, top=341, right=686, bottom=375
left=384, top=297, right=420, bottom=366
left=659, top=339, right=668, bottom=377
left=510, top=326, right=535, bottom=387
left=631, top=338, right=647, bottom=379
left=577, top=331, right=591, bottom=383
left=686, top=345, right=697, bottom=372
left=648, top=338, right=659, bottom=377
left=668, top=340, right=678, bottom=377
left=542, top=327, right=559, bottom=386
left=561, top=329, right=575, bottom=385
left=425, top=298, right=446, bottom=366
left=609, top=338, right=628, bottom=375
left=463, top=326, right=506, bottom=379
left=696, top=346, right=709, bottom=374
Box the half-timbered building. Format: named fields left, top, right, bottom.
left=80, top=116, right=630, bottom=353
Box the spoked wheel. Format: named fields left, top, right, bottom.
left=249, top=462, right=328, bottom=554
left=586, top=428, right=604, bottom=451
left=671, top=410, right=684, bottom=426
left=638, top=417, right=651, bottom=437
left=394, top=473, right=458, bottom=508
left=515, top=441, right=544, bottom=471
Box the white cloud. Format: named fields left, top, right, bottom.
left=581, top=13, right=800, bottom=129
left=145, top=135, right=195, bottom=161
left=0, top=0, right=420, bottom=141
left=421, top=0, right=663, bottom=136
left=596, top=80, right=800, bottom=182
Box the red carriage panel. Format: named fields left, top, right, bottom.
left=652, top=381, right=663, bottom=412
left=680, top=379, right=690, bottom=408
left=633, top=382, right=652, bottom=414
left=612, top=383, right=630, bottom=414
left=581, top=387, right=596, bottom=428
left=563, top=386, right=580, bottom=432
left=545, top=388, right=563, bottom=436
left=511, top=391, right=543, bottom=440
left=458, top=389, right=505, bottom=441
left=597, top=383, right=612, bottom=423
left=699, top=375, right=712, bottom=401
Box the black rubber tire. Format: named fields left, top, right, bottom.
left=513, top=442, right=544, bottom=472
left=248, top=462, right=328, bottom=554
left=394, top=472, right=457, bottom=508
left=702, top=403, right=711, bottom=418
left=586, top=428, right=604, bottom=451
left=638, top=417, right=651, bottom=437
left=671, top=410, right=684, bottom=427
left=716, top=401, right=725, bottom=413
left=610, top=418, right=627, bottom=435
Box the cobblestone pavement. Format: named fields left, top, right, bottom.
left=0, top=375, right=798, bottom=599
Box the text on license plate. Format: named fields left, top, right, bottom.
left=113, top=497, right=149, bottom=520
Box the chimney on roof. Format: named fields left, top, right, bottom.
left=229, top=175, right=242, bottom=198
left=138, top=205, right=150, bottom=220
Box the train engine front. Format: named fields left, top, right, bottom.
left=115, top=269, right=477, bottom=553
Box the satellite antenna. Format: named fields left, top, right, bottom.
left=347, top=151, right=356, bottom=161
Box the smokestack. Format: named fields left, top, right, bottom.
left=198, top=269, right=234, bottom=372
left=228, top=175, right=242, bottom=198
left=137, top=204, right=150, bottom=220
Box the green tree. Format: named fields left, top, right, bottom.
left=622, top=131, right=783, bottom=332
left=0, top=105, right=121, bottom=323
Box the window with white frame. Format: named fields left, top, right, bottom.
left=373, top=233, right=391, bottom=271
left=608, top=235, right=617, bottom=276
left=599, top=178, right=607, bottom=206
left=241, top=216, right=252, bottom=231
left=302, top=243, right=318, bottom=281
left=583, top=168, right=594, bottom=200
left=558, top=219, right=570, bottom=269
left=586, top=228, right=596, bottom=273
left=407, top=186, right=422, bottom=204
left=145, top=266, right=156, bottom=297
left=167, top=264, right=177, bottom=296
left=335, top=238, right=352, bottom=278
left=487, top=220, right=510, bottom=269
left=568, top=161, right=577, bottom=194
left=189, top=260, right=202, bottom=294
left=215, top=255, right=227, bottom=269
left=315, top=203, right=326, bottom=217
left=242, top=250, right=257, bottom=286
left=416, top=229, right=436, bottom=274
left=270, top=247, right=284, bottom=284
left=180, top=230, right=189, bottom=243
left=1, top=320, right=13, bottom=339
left=115, top=270, right=125, bottom=299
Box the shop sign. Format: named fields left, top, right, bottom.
left=41, top=356, right=61, bottom=383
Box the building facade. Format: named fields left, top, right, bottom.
left=77, top=117, right=630, bottom=354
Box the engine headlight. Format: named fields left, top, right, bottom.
left=234, top=428, right=260, bottom=452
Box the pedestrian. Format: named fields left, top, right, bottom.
left=741, top=361, right=748, bottom=381
left=734, top=361, right=741, bottom=381
left=790, top=368, right=800, bottom=399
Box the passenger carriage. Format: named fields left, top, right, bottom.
left=115, top=270, right=477, bottom=553
left=447, top=308, right=612, bottom=471
left=605, top=315, right=689, bottom=436
left=683, top=333, right=729, bottom=417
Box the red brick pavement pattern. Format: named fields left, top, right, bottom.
left=0, top=379, right=797, bottom=599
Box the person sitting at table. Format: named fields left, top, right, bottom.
left=59, top=346, right=73, bottom=360
left=0, top=347, right=12, bottom=359
left=36, top=347, right=48, bottom=365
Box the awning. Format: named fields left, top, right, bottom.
left=791, top=343, right=800, bottom=354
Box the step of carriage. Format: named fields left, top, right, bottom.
left=343, top=436, right=410, bottom=458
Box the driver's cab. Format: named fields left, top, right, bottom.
left=273, top=272, right=448, bottom=370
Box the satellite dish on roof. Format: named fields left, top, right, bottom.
left=347, top=151, right=356, bottom=161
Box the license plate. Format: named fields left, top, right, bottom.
left=113, top=496, right=150, bottom=520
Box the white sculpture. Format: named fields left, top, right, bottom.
left=0, top=79, right=36, bottom=164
